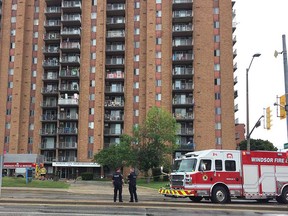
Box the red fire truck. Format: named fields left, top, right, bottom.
left=158, top=149, right=288, bottom=204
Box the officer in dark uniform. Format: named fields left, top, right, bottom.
left=127, top=167, right=138, bottom=202
left=112, top=167, right=123, bottom=202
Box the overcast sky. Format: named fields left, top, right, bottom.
left=235, top=0, right=288, bottom=150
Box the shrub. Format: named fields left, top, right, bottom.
left=81, top=172, right=93, bottom=180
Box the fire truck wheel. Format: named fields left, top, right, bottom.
left=276, top=196, right=284, bottom=204
left=188, top=197, right=203, bottom=202
left=280, top=187, right=288, bottom=204
left=211, top=186, right=230, bottom=204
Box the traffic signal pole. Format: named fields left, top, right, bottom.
left=282, top=35, right=288, bottom=141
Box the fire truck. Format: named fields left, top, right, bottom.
left=158, top=149, right=288, bottom=204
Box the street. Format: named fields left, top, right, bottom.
left=0, top=181, right=287, bottom=215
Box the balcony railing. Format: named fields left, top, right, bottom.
left=173, top=83, right=193, bottom=90
left=61, top=14, right=81, bottom=22
left=58, top=156, right=77, bottom=162
left=172, top=53, right=194, bottom=61
left=106, top=58, right=124, bottom=65
left=58, top=113, right=78, bottom=120
left=40, top=143, right=56, bottom=149
left=173, top=39, right=192, bottom=46
left=105, top=86, right=124, bottom=93
left=43, top=46, right=59, bottom=53
left=176, top=143, right=195, bottom=150
left=173, top=68, right=193, bottom=75
left=105, top=114, right=124, bottom=121
left=104, top=100, right=124, bottom=107
left=106, top=44, right=125, bottom=51
left=178, top=128, right=193, bottom=135
left=58, top=127, right=78, bottom=134
left=104, top=128, right=123, bottom=135
left=61, top=28, right=81, bottom=35
left=42, top=87, right=58, bottom=94
left=43, top=59, right=59, bottom=67
left=42, top=114, right=57, bottom=121
left=40, top=129, right=57, bottom=135
left=41, top=101, right=57, bottom=107
left=60, top=56, right=80, bottom=63
left=107, top=31, right=125, bottom=38
left=107, top=4, right=125, bottom=10
left=173, top=113, right=194, bottom=120
left=173, top=25, right=193, bottom=32
left=45, top=7, right=61, bottom=13
left=61, top=42, right=80, bottom=49
left=106, top=17, right=125, bottom=24
left=173, top=10, right=193, bottom=18
left=58, top=97, right=79, bottom=105
left=59, top=84, right=79, bottom=91
left=44, top=33, right=60, bottom=40
left=58, top=142, right=77, bottom=149
left=173, top=98, right=194, bottom=105
left=106, top=72, right=124, bottom=79
left=44, top=157, right=56, bottom=163
left=43, top=73, right=58, bottom=80
left=62, top=1, right=81, bottom=8
left=59, top=68, right=79, bottom=77
left=44, top=20, right=61, bottom=27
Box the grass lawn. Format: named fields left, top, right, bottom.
left=137, top=178, right=169, bottom=190
left=1, top=177, right=69, bottom=189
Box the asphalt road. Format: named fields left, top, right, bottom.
left=0, top=180, right=287, bottom=215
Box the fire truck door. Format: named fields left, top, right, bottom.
left=243, top=165, right=259, bottom=194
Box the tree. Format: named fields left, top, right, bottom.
left=135, top=106, right=178, bottom=177
left=239, top=138, right=278, bottom=151
left=94, top=134, right=137, bottom=171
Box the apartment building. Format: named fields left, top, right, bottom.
left=0, top=0, right=237, bottom=178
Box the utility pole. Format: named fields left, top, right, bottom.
left=282, top=35, right=288, bottom=141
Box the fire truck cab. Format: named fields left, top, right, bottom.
left=159, top=149, right=288, bottom=204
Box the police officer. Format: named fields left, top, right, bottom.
left=112, top=167, right=123, bottom=202
left=127, top=167, right=138, bottom=202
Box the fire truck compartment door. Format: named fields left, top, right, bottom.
left=261, top=165, right=276, bottom=193
left=243, top=165, right=259, bottom=193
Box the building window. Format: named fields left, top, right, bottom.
left=92, top=0, right=97, bottom=6
left=33, top=44, right=38, bottom=51
left=215, top=107, right=221, bottom=115
left=29, top=123, right=34, bottom=130
left=156, top=65, right=161, bottom=73
left=156, top=80, right=161, bottom=86
left=156, top=94, right=161, bottom=101
left=134, top=42, right=140, bottom=48
left=28, top=137, right=33, bottom=144
left=6, top=109, right=11, bottom=115
left=156, top=24, right=162, bottom=30
left=33, top=32, right=38, bottom=38
left=89, top=136, right=94, bottom=144
left=91, top=12, right=97, bottom=19
left=33, top=58, right=37, bottom=64
left=214, top=49, right=220, bottom=56
left=156, top=0, right=162, bottom=3
left=8, top=82, right=13, bottom=88
left=5, top=123, right=11, bottom=129
left=11, top=30, right=16, bottom=36
left=216, top=137, right=222, bottom=145
left=88, top=150, right=93, bottom=159
left=91, top=39, right=96, bottom=46
left=34, top=6, right=39, bottom=13
left=134, top=15, right=140, bottom=21
left=10, top=42, right=15, bottom=49
left=89, top=122, right=94, bottom=129
left=156, top=10, right=162, bottom=17
left=156, top=38, right=162, bottom=45
left=32, top=70, right=37, bottom=77
left=214, top=64, right=220, bottom=71
left=134, top=96, right=139, bottom=103
left=91, top=53, right=96, bottom=60
left=90, top=94, right=95, bottom=100
left=89, top=108, right=94, bottom=115
left=134, top=68, right=139, bottom=75
left=215, top=93, right=221, bottom=100
left=91, top=66, right=96, bottom=73
left=7, top=95, right=12, bottom=102
left=214, top=7, right=219, bottom=14
left=214, top=21, right=220, bottom=28
left=134, top=110, right=139, bottom=116
left=4, top=136, right=10, bottom=144
left=90, top=80, right=95, bottom=87
left=11, top=17, right=16, bottom=23
left=8, top=69, right=14, bottom=75
left=156, top=52, right=162, bottom=58
left=30, top=110, right=35, bottom=116
left=135, top=2, right=140, bottom=8
left=134, top=55, right=139, bottom=62
left=34, top=19, right=39, bottom=25
left=30, top=97, right=35, bottom=103
left=134, top=82, right=139, bottom=89
left=214, top=35, right=220, bottom=42
left=9, top=56, right=15, bottom=62
left=134, top=28, right=140, bottom=35
left=31, top=83, right=36, bottom=90
left=215, top=122, right=221, bottom=130
left=92, top=26, right=97, bottom=32
left=214, top=78, right=220, bottom=85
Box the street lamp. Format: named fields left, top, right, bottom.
left=246, top=53, right=261, bottom=151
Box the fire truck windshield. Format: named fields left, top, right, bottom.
left=177, top=158, right=197, bottom=172
left=172, top=159, right=182, bottom=172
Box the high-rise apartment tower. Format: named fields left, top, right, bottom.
left=0, top=0, right=237, bottom=178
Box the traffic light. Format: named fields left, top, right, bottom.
left=266, top=106, right=272, bottom=130
left=280, top=94, right=286, bottom=120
